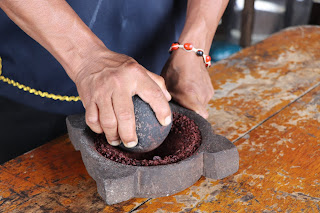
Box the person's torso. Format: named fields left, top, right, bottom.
left=0, top=0, right=186, bottom=114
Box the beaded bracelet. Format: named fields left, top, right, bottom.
left=169, top=42, right=211, bottom=67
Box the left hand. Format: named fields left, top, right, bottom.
left=161, top=49, right=214, bottom=119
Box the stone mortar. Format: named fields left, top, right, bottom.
left=66, top=103, right=239, bottom=205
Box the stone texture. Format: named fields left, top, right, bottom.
left=119, top=96, right=172, bottom=153
left=66, top=102, right=239, bottom=205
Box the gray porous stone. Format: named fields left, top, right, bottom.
left=119, top=96, right=172, bottom=153
left=66, top=102, right=239, bottom=205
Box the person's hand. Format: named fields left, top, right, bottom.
left=161, top=50, right=214, bottom=119
left=74, top=48, right=172, bottom=148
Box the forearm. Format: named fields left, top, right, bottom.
left=179, top=0, right=229, bottom=52
left=0, top=0, right=105, bottom=81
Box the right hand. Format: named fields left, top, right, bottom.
left=74, top=48, right=172, bottom=148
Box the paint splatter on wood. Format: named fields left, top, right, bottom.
left=1, top=26, right=320, bottom=212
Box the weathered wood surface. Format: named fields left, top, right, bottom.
left=0, top=26, right=320, bottom=212
left=0, top=136, right=146, bottom=212
left=209, top=25, right=320, bottom=142
left=138, top=77, right=320, bottom=213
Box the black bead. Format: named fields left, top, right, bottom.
left=196, top=50, right=204, bottom=56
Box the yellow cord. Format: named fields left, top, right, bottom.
left=0, top=57, right=81, bottom=102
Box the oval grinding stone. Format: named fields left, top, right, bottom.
left=119, top=96, right=172, bottom=153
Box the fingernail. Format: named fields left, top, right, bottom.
left=164, top=115, right=172, bottom=126
left=110, top=140, right=121, bottom=146
left=124, top=140, right=138, bottom=148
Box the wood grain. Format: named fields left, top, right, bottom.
left=0, top=136, right=146, bottom=212
left=137, top=79, right=320, bottom=213
left=209, top=26, right=320, bottom=142
left=1, top=26, right=320, bottom=212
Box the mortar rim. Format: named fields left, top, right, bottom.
left=80, top=102, right=213, bottom=169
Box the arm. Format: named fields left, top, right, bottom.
left=181, top=0, right=228, bottom=54
left=162, top=0, right=229, bottom=118
left=0, top=0, right=172, bottom=147
left=0, top=0, right=98, bottom=78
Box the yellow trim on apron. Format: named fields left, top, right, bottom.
left=0, top=57, right=81, bottom=102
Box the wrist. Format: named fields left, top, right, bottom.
left=54, top=30, right=108, bottom=82
left=168, top=48, right=206, bottom=72
left=178, top=26, right=214, bottom=53
left=169, top=41, right=211, bottom=67
left=178, top=0, right=228, bottom=53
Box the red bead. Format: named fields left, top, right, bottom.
left=171, top=43, right=179, bottom=51
left=171, top=46, right=179, bottom=51
left=184, top=43, right=193, bottom=50
left=205, top=55, right=211, bottom=62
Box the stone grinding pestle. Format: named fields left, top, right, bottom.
left=118, top=95, right=172, bottom=153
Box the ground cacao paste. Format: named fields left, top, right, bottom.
left=94, top=112, right=202, bottom=166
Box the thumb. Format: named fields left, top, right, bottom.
left=146, top=71, right=171, bottom=101
left=174, top=95, right=209, bottom=119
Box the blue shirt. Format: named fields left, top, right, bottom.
left=0, top=0, right=186, bottom=115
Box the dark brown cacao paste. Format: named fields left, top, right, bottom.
left=94, top=112, right=202, bottom=166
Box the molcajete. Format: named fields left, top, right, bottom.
left=66, top=102, right=239, bottom=205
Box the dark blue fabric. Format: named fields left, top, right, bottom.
left=0, top=0, right=186, bottom=115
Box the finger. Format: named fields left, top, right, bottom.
left=174, top=94, right=208, bottom=119
left=200, top=107, right=209, bottom=119
left=137, top=78, right=172, bottom=126
left=97, top=97, right=120, bottom=146
left=146, top=71, right=171, bottom=101
left=85, top=103, right=103, bottom=133
left=204, top=77, right=215, bottom=104
left=192, top=100, right=209, bottom=119
left=112, top=92, right=138, bottom=148
left=200, top=88, right=214, bottom=106
left=193, top=83, right=209, bottom=106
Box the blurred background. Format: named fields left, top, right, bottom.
left=210, top=0, right=320, bottom=62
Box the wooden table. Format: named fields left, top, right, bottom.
left=1, top=26, right=320, bottom=212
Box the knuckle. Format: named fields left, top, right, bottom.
left=86, top=118, right=96, bottom=126
left=125, top=61, right=142, bottom=73
left=91, top=84, right=108, bottom=99
left=154, top=102, right=170, bottom=116
left=100, top=118, right=117, bottom=129
left=86, top=115, right=98, bottom=126
left=184, top=85, right=197, bottom=95
left=152, top=88, right=164, bottom=99
left=108, top=73, right=122, bottom=88
left=158, top=76, right=166, bottom=87
left=93, top=87, right=104, bottom=98
left=117, top=110, right=133, bottom=121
